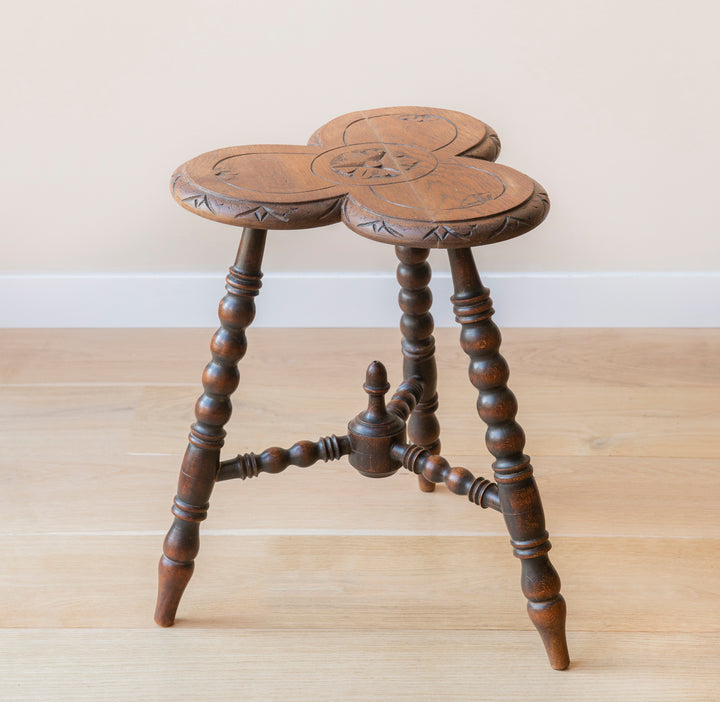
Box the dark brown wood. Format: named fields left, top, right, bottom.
left=346, top=361, right=406, bottom=478
left=385, top=378, right=423, bottom=420
left=448, top=247, right=570, bottom=671
left=216, top=434, right=351, bottom=481
left=159, top=106, right=568, bottom=670
left=396, top=246, right=440, bottom=492
left=391, top=442, right=501, bottom=511
left=347, top=361, right=501, bottom=510
left=171, top=106, right=549, bottom=248
left=154, top=226, right=266, bottom=627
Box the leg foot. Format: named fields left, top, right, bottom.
left=528, top=593, right=570, bottom=670
left=417, top=473, right=436, bottom=492
left=155, top=554, right=194, bottom=627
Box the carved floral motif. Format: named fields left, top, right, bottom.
left=329, top=148, right=418, bottom=179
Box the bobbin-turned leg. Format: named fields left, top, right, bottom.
left=396, top=246, right=441, bottom=492
left=448, top=248, right=569, bottom=670
left=154, top=227, right=267, bottom=627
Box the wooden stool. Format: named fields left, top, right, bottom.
left=155, top=107, right=570, bottom=670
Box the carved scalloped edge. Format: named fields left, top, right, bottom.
left=171, top=168, right=344, bottom=230
left=342, top=183, right=549, bottom=249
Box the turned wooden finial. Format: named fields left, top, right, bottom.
left=362, top=361, right=391, bottom=423
left=347, top=361, right=405, bottom=478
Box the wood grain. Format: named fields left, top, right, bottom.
left=2, top=380, right=716, bottom=462
left=172, top=107, right=549, bottom=247
left=4, top=454, right=719, bottom=538
left=1, top=328, right=719, bottom=697
left=2, top=535, right=719, bottom=633
left=3, top=328, right=718, bottom=388
left=2, top=631, right=717, bottom=702
left=125, top=382, right=720, bottom=458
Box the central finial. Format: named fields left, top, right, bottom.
left=347, top=361, right=406, bottom=478
left=362, top=361, right=391, bottom=422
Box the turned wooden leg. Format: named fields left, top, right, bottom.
left=396, top=246, right=441, bottom=493
left=448, top=248, right=569, bottom=671
left=154, top=227, right=267, bottom=627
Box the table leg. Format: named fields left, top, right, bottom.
left=154, top=227, right=267, bottom=627
left=447, top=247, right=570, bottom=671
left=396, top=246, right=440, bottom=493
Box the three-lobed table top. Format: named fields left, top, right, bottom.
left=171, top=106, right=549, bottom=248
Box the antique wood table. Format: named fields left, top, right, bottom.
left=155, top=107, right=570, bottom=670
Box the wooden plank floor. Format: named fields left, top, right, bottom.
left=1, top=328, right=719, bottom=701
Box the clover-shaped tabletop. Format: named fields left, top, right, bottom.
left=171, top=106, right=549, bottom=248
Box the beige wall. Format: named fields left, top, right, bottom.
left=2, top=0, right=718, bottom=276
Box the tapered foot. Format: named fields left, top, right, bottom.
left=528, top=594, right=570, bottom=670
left=417, top=474, right=436, bottom=492
left=154, top=555, right=194, bottom=627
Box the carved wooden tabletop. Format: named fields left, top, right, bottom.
left=172, top=107, right=549, bottom=248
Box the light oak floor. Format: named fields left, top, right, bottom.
left=1, top=328, right=719, bottom=701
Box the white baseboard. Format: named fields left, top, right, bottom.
left=0, top=272, right=718, bottom=328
